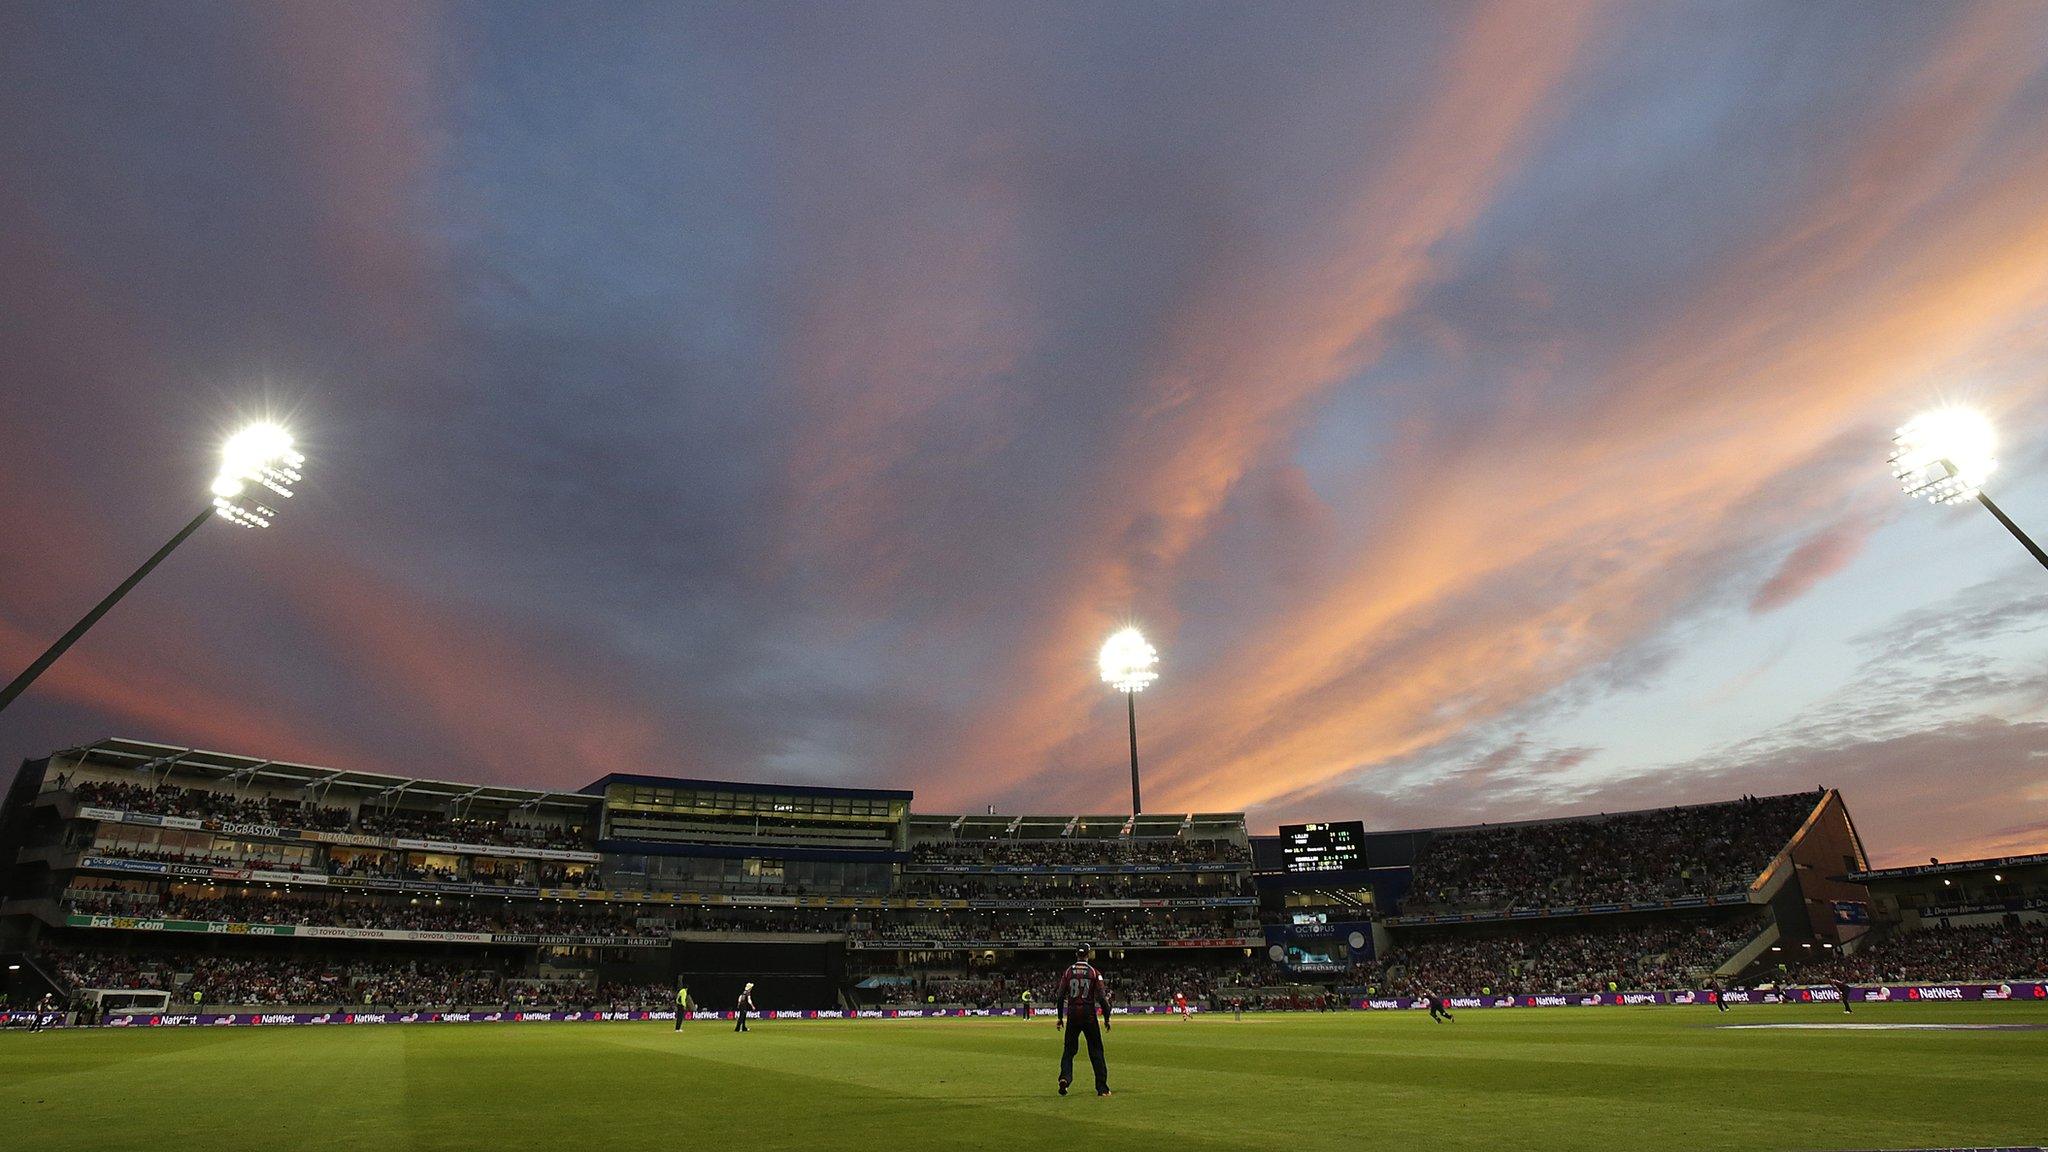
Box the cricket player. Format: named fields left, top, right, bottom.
left=735, top=982, right=755, bottom=1033
left=674, top=984, right=692, bottom=1031
left=1055, top=946, right=1112, bottom=1097
left=1426, top=992, right=1453, bottom=1023
left=1173, top=990, right=1190, bottom=1021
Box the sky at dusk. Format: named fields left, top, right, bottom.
left=5, top=2, right=2048, bottom=867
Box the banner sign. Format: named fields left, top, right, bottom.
left=1384, top=891, right=1751, bottom=926
left=1915, top=898, right=2047, bottom=919
left=78, top=807, right=205, bottom=831
left=296, top=925, right=497, bottom=944
left=82, top=987, right=2048, bottom=1027
left=1850, top=851, right=2048, bottom=882
left=71, top=913, right=297, bottom=936
left=66, top=913, right=665, bottom=948
left=1348, top=983, right=2048, bottom=1009
left=96, top=1004, right=1198, bottom=1028
left=80, top=856, right=250, bottom=881
left=957, top=896, right=1256, bottom=911
left=489, top=933, right=668, bottom=948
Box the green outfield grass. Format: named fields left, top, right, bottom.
left=5, top=1004, right=2045, bottom=1150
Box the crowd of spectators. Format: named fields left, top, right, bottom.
left=909, top=837, right=1251, bottom=868
left=1404, top=793, right=1817, bottom=913
left=356, top=808, right=591, bottom=851
left=61, top=779, right=594, bottom=850
left=63, top=886, right=664, bottom=938
left=1365, top=914, right=1767, bottom=995
left=62, top=883, right=1239, bottom=942
left=858, top=956, right=1277, bottom=1008
left=78, top=843, right=308, bottom=871
left=43, top=948, right=497, bottom=1006
left=329, top=854, right=459, bottom=883
left=592, top=981, right=675, bottom=1011
left=895, top=873, right=1252, bottom=901
left=859, top=907, right=1260, bottom=947
left=70, top=780, right=351, bottom=830
left=39, top=947, right=671, bottom=1009
left=73, top=842, right=598, bottom=895
left=1798, top=921, right=2048, bottom=983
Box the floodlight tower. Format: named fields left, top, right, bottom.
left=0, top=423, right=306, bottom=716
left=1099, top=627, right=1159, bottom=815
left=1888, top=408, right=2048, bottom=570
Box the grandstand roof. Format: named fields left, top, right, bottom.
left=1848, top=851, right=2048, bottom=882
left=1354, top=789, right=1829, bottom=841
left=52, top=738, right=602, bottom=812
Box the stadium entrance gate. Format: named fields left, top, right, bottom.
left=672, top=933, right=846, bottom=1012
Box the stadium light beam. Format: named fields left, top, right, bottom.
left=1889, top=407, right=2048, bottom=570
left=0, top=422, right=307, bottom=716
left=1099, top=627, right=1159, bottom=815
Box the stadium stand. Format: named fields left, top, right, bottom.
left=1797, top=922, right=2047, bottom=983
left=1363, top=911, right=1770, bottom=995
left=1401, top=793, right=1818, bottom=913
left=71, top=779, right=354, bottom=831
left=2, top=737, right=2034, bottom=1021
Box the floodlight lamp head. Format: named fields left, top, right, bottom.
left=211, top=422, right=305, bottom=528
left=1099, top=627, right=1159, bottom=693
left=1890, top=407, right=1995, bottom=505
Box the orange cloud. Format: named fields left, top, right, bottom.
left=890, top=5, right=2048, bottom=824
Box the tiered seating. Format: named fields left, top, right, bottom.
left=71, top=780, right=351, bottom=830
left=1404, top=793, right=1817, bottom=913
left=1800, top=923, right=2048, bottom=983
left=1367, top=914, right=1767, bottom=995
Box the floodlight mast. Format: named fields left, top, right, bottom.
left=1889, top=409, right=2047, bottom=571
left=0, top=423, right=305, bottom=717
left=1099, top=627, right=1159, bottom=815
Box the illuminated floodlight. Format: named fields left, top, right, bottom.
left=1099, top=627, right=1159, bottom=693
left=0, top=414, right=316, bottom=717
left=1890, top=407, right=1996, bottom=505
left=1100, top=627, right=1158, bottom=815
left=212, top=422, right=305, bottom=528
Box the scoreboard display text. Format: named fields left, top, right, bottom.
left=1278, top=821, right=1364, bottom=873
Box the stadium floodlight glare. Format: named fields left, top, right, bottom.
left=211, top=422, right=305, bottom=529
left=1098, top=627, right=1159, bottom=693
left=1889, top=407, right=2048, bottom=571
left=1889, top=407, right=1996, bottom=505
left=1100, top=627, right=1159, bottom=815
left=0, top=420, right=310, bottom=716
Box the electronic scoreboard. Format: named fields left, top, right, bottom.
left=1278, top=820, right=1364, bottom=873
